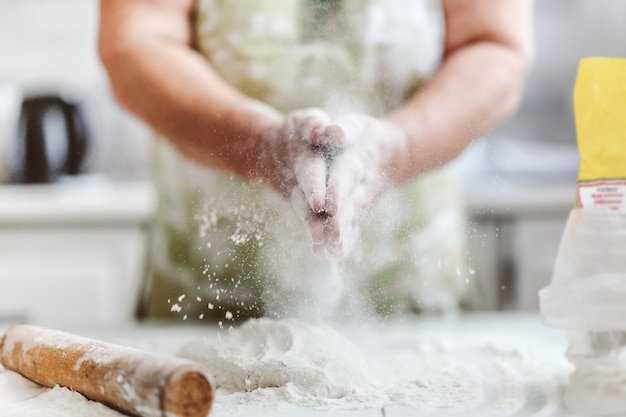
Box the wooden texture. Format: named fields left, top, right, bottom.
left=0, top=324, right=213, bottom=417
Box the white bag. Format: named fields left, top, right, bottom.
left=540, top=209, right=626, bottom=333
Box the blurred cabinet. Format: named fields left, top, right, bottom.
left=0, top=178, right=156, bottom=328
left=464, top=179, right=575, bottom=311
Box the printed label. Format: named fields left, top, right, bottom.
left=577, top=180, right=626, bottom=211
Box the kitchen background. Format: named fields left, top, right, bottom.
left=0, top=0, right=624, bottom=328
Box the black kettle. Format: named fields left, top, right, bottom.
left=12, top=94, right=89, bottom=184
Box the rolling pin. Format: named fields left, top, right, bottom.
left=0, top=324, right=214, bottom=417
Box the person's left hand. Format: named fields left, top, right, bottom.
left=263, top=107, right=336, bottom=246
left=304, top=114, right=408, bottom=257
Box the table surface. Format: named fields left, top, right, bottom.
left=0, top=176, right=156, bottom=226
left=0, top=313, right=579, bottom=417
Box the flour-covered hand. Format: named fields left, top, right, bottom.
left=253, top=107, right=337, bottom=247
left=312, top=114, right=407, bottom=257
left=253, top=107, right=327, bottom=197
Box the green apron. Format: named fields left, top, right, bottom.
left=141, top=0, right=479, bottom=323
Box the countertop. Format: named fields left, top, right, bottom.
left=0, top=313, right=579, bottom=417
left=0, top=176, right=156, bottom=226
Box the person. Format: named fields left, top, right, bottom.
left=98, top=0, right=534, bottom=323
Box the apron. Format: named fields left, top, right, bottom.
left=141, top=0, right=479, bottom=323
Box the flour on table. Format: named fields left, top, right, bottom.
left=0, top=383, right=121, bottom=417
left=176, top=317, right=569, bottom=412
left=0, top=370, right=46, bottom=403
left=0, top=315, right=573, bottom=415
left=177, top=318, right=371, bottom=402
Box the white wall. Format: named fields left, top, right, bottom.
left=494, top=0, right=626, bottom=145
left=0, top=0, right=152, bottom=180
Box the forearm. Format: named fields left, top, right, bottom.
left=98, top=0, right=282, bottom=181
left=383, top=0, right=533, bottom=184
left=385, top=41, right=530, bottom=183
left=104, top=45, right=279, bottom=175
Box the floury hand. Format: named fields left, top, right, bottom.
left=252, top=107, right=339, bottom=251
left=269, top=109, right=407, bottom=258
left=247, top=106, right=326, bottom=202
left=308, top=114, right=407, bottom=257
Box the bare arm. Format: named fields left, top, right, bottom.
left=309, top=0, right=534, bottom=256
left=99, top=0, right=534, bottom=257
left=98, top=0, right=282, bottom=181
left=385, top=0, right=534, bottom=182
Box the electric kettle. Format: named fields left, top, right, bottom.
left=12, top=94, right=89, bottom=184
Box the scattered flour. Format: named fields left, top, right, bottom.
left=0, top=315, right=573, bottom=416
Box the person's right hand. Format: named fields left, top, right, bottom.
left=252, top=107, right=333, bottom=235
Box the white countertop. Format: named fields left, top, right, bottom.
left=0, top=313, right=577, bottom=417
left=0, top=176, right=156, bottom=226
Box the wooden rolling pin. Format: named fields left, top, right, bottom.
left=0, top=324, right=214, bottom=417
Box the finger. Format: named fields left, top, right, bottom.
left=308, top=213, right=328, bottom=247
left=326, top=196, right=362, bottom=258
left=325, top=149, right=367, bottom=216
left=327, top=194, right=357, bottom=246
left=330, top=226, right=360, bottom=257
left=294, top=149, right=327, bottom=213
left=290, top=188, right=326, bottom=248
left=312, top=241, right=329, bottom=257
left=322, top=213, right=339, bottom=247
left=317, top=124, right=346, bottom=149
left=318, top=114, right=367, bottom=148
left=286, top=108, right=331, bottom=145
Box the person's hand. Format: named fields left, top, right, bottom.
left=308, top=114, right=408, bottom=257
left=253, top=107, right=407, bottom=258
left=252, top=107, right=332, bottom=231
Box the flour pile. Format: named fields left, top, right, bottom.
left=178, top=318, right=371, bottom=402
left=176, top=316, right=570, bottom=412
